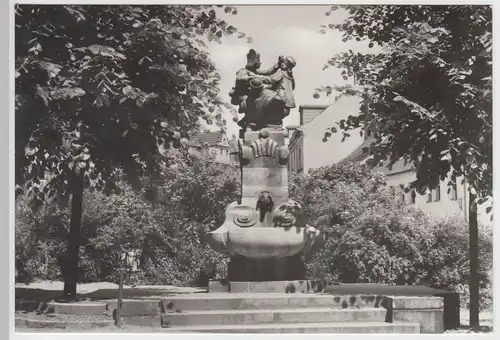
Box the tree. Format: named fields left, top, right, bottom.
left=15, top=148, right=239, bottom=286
left=15, top=4, right=244, bottom=298
left=290, top=164, right=493, bottom=313
left=317, top=5, right=492, bottom=327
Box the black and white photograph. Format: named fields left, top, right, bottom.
left=12, top=1, right=494, bottom=335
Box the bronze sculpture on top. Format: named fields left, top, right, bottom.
left=207, top=50, right=324, bottom=283
left=229, top=49, right=297, bottom=132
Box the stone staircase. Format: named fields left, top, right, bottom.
left=159, top=293, right=421, bottom=333
left=16, top=284, right=450, bottom=333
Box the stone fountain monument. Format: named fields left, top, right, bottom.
left=207, top=50, right=326, bottom=289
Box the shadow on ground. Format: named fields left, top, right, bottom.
left=16, top=286, right=207, bottom=312
left=446, top=325, right=493, bottom=333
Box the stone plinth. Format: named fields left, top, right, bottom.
left=206, top=126, right=325, bottom=282
left=383, top=296, right=444, bottom=334
left=325, top=283, right=457, bottom=331
left=239, top=128, right=289, bottom=212
left=227, top=255, right=305, bottom=282
left=228, top=280, right=326, bottom=294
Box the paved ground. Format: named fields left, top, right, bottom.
left=15, top=281, right=205, bottom=302
left=15, top=281, right=494, bottom=333
left=458, top=309, right=493, bottom=329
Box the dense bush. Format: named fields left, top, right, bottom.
left=426, top=218, right=493, bottom=311
left=16, top=154, right=492, bottom=311
left=15, top=148, right=238, bottom=286
left=291, top=164, right=493, bottom=311
left=15, top=194, right=69, bottom=283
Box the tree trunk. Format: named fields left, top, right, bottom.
left=468, top=191, right=480, bottom=327
left=63, top=169, right=84, bottom=299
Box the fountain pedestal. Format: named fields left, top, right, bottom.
left=207, top=127, right=325, bottom=283
left=227, top=254, right=305, bottom=282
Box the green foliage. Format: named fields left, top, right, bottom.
left=15, top=193, right=69, bottom=282
left=291, top=164, right=492, bottom=310
left=153, top=147, right=240, bottom=229
left=15, top=4, right=245, bottom=204
left=290, top=164, right=387, bottom=232
left=317, top=6, right=492, bottom=205
left=15, top=148, right=239, bottom=286
left=15, top=4, right=245, bottom=294
left=424, top=219, right=493, bottom=310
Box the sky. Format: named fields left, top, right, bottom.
left=204, top=5, right=374, bottom=138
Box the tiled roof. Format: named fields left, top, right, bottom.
left=299, top=104, right=330, bottom=110
left=189, top=131, right=225, bottom=147
left=337, top=136, right=376, bottom=165
left=373, top=158, right=414, bottom=175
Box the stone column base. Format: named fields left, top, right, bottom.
left=207, top=279, right=326, bottom=293
left=227, top=254, right=305, bottom=282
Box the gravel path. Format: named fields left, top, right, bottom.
left=15, top=280, right=206, bottom=303
left=15, top=311, right=111, bottom=322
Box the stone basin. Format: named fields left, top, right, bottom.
left=207, top=226, right=325, bottom=259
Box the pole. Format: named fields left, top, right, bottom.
left=115, top=265, right=124, bottom=327
left=469, top=191, right=480, bottom=327
left=63, top=169, right=84, bottom=298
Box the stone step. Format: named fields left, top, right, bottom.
left=162, top=293, right=384, bottom=312
left=105, top=299, right=161, bottom=316
left=160, top=321, right=421, bottom=333
left=161, top=307, right=386, bottom=326
left=15, top=317, right=114, bottom=330
left=39, top=302, right=108, bottom=316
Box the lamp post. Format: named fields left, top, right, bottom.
left=115, top=251, right=128, bottom=328
left=115, top=249, right=141, bottom=327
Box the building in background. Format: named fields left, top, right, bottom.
left=339, top=116, right=474, bottom=223
left=380, top=162, right=471, bottom=222
left=287, top=96, right=364, bottom=174
left=228, top=134, right=239, bottom=165
left=347, top=149, right=471, bottom=222
left=288, top=96, right=491, bottom=225
left=188, top=131, right=231, bottom=164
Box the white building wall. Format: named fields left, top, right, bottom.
left=212, top=147, right=230, bottom=164
left=383, top=171, right=467, bottom=221
left=294, top=96, right=493, bottom=226
left=302, top=96, right=365, bottom=173
left=188, top=145, right=230, bottom=164
left=384, top=170, right=491, bottom=226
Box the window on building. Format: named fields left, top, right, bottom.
left=427, top=191, right=432, bottom=203
left=389, top=186, right=395, bottom=196
left=298, top=148, right=302, bottom=169
left=434, top=186, right=441, bottom=202
left=411, top=190, right=416, bottom=204
left=400, top=192, right=405, bottom=204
